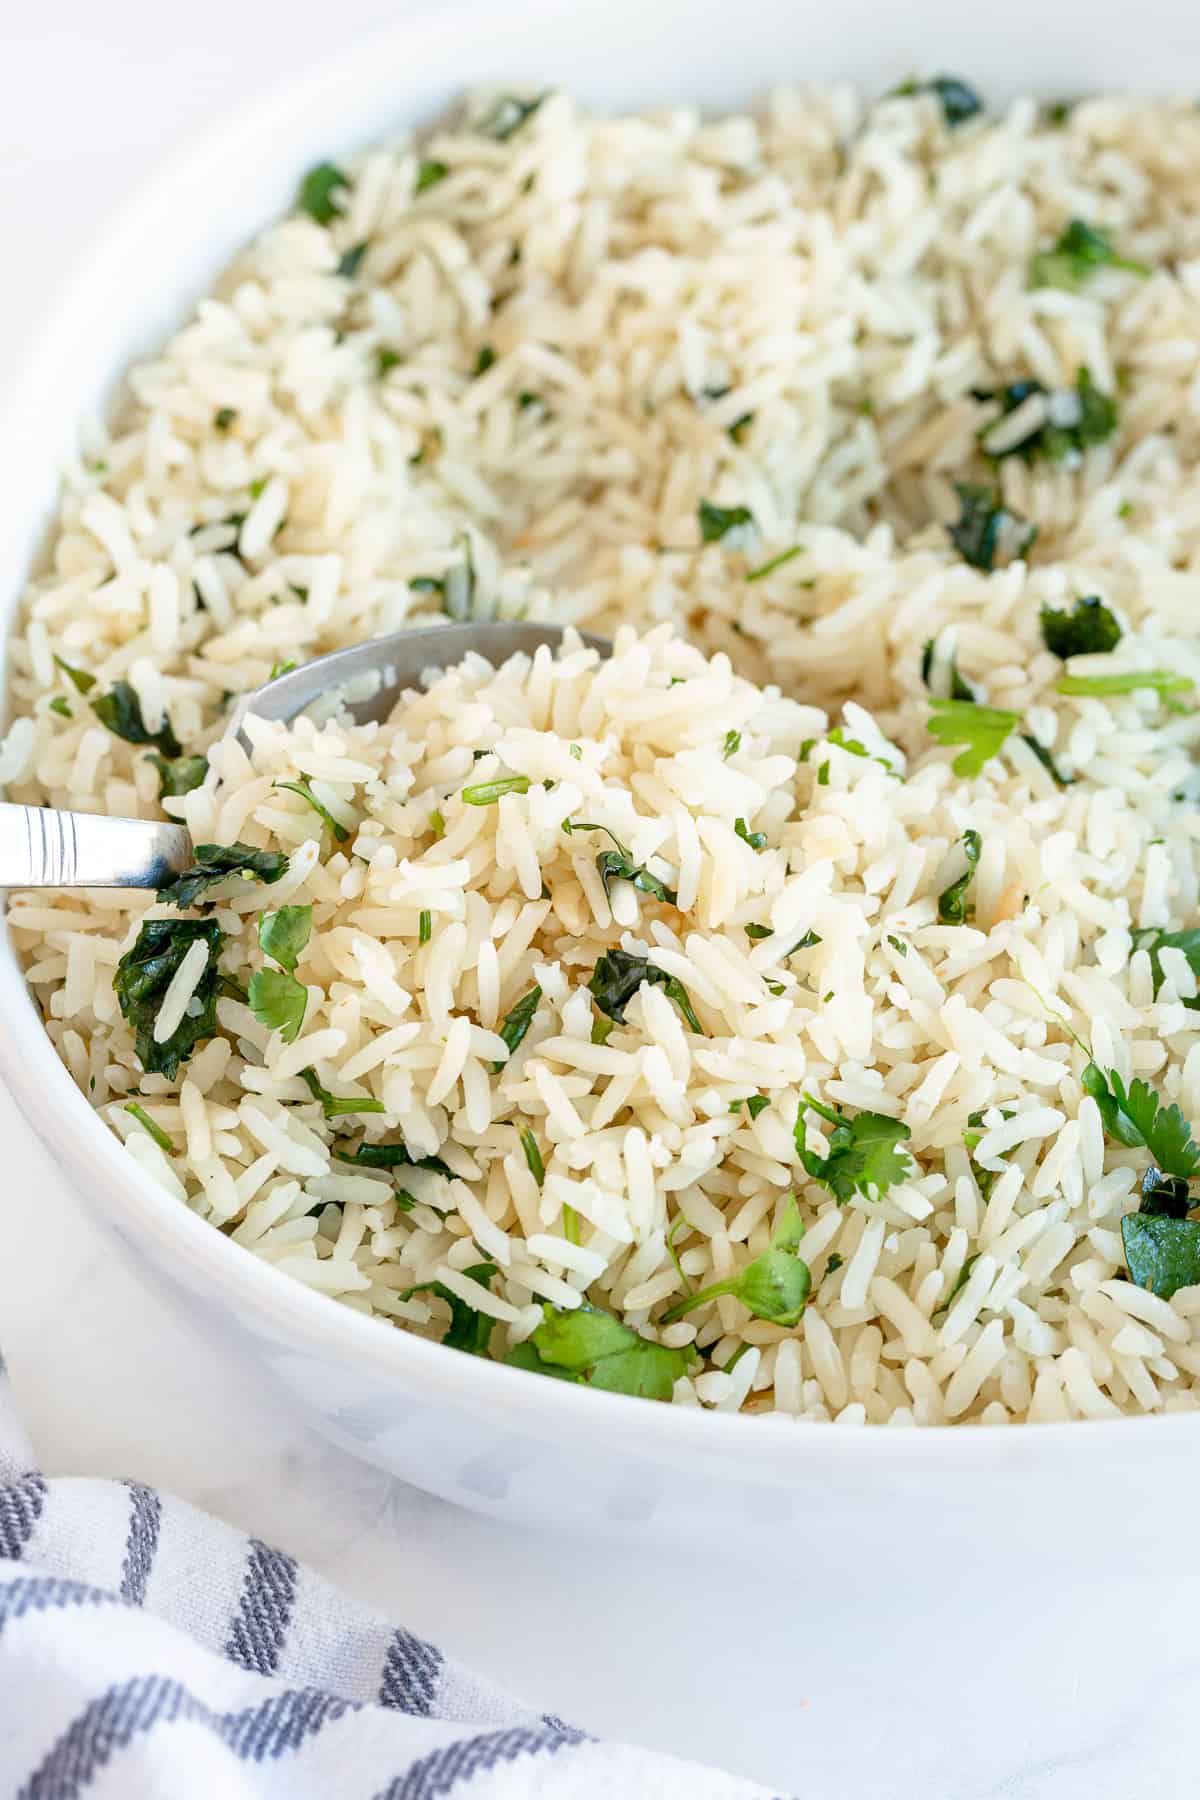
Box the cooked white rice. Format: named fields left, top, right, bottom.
left=9, top=81, right=1200, bottom=1423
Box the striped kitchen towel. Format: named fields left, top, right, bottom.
left=0, top=1357, right=781, bottom=1798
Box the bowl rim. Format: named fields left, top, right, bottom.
left=2, top=4, right=1196, bottom=1470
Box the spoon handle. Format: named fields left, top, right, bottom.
left=0, top=804, right=192, bottom=888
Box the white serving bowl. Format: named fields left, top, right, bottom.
left=3, top=0, right=1199, bottom=1554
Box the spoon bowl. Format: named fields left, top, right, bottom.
left=0, top=621, right=610, bottom=889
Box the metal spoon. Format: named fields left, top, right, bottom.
left=0, top=622, right=609, bottom=888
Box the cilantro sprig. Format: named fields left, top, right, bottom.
left=504, top=1306, right=693, bottom=1400
left=796, top=1095, right=914, bottom=1203
left=659, top=1196, right=811, bottom=1326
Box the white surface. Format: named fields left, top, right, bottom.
left=1, top=5, right=1198, bottom=1793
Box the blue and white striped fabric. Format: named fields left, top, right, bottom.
left=0, top=1358, right=781, bottom=1798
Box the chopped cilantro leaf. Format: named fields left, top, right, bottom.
left=927, top=698, right=1019, bottom=776
left=248, top=968, right=307, bottom=1044
left=723, top=730, right=741, bottom=758
left=595, top=848, right=677, bottom=906
left=1121, top=1214, right=1200, bottom=1299
left=734, top=818, right=767, bottom=851
left=48, top=697, right=72, bottom=718
left=698, top=499, right=755, bottom=543
left=1040, top=595, right=1121, bottom=658
left=492, top=985, right=541, bottom=1070
left=400, top=1263, right=500, bottom=1356
left=258, top=904, right=311, bottom=974
left=298, top=161, right=348, bottom=225
left=796, top=1094, right=913, bottom=1203
left=157, top=842, right=288, bottom=910
left=54, top=654, right=96, bottom=694
left=589, top=948, right=702, bottom=1033
left=1030, top=219, right=1149, bottom=291
left=336, top=242, right=367, bottom=279
left=947, top=483, right=1037, bottom=570
left=114, top=918, right=224, bottom=1079
left=462, top=775, right=530, bottom=805
left=920, top=637, right=976, bottom=702
left=933, top=1253, right=979, bottom=1318
left=507, top=1305, right=692, bottom=1400
left=332, top=1137, right=450, bottom=1174
left=937, top=829, right=982, bottom=925
left=93, top=681, right=182, bottom=758
left=275, top=778, right=351, bottom=843
left=416, top=158, right=449, bottom=193
left=148, top=753, right=208, bottom=800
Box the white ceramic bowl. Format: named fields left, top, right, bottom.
left=4, top=0, right=1200, bottom=1554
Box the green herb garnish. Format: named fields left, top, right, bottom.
left=519, top=1127, right=545, bottom=1186
left=157, top=842, right=288, bottom=910
left=1040, top=596, right=1121, bottom=659
left=595, top=846, right=678, bottom=905
left=332, top=1138, right=450, bottom=1174
left=114, top=918, right=224, bottom=1079
left=400, top=1263, right=500, bottom=1356
left=1020, top=734, right=1073, bottom=787
left=275, top=779, right=351, bottom=843
left=795, top=1095, right=913, bottom=1203
left=298, top=161, right=348, bottom=225
left=505, top=1305, right=692, bottom=1400
left=947, top=483, right=1036, bottom=570
left=418, top=910, right=432, bottom=946
left=1083, top=1064, right=1200, bottom=1177
left=462, top=774, right=531, bottom=805
left=416, top=159, right=449, bottom=193
left=93, top=681, right=182, bottom=758
left=890, top=74, right=983, bottom=126
left=734, top=818, right=767, bottom=851
left=148, top=753, right=208, bottom=800
left=920, top=638, right=975, bottom=702
left=48, top=697, right=72, bottom=719
left=723, top=730, right=741, bottom=758
left=214, top=407, right=237, bottom=432
left=492, top=985, right=541, bottom=1070
left=660, top=1195, right=811, bottom=1326
left=54, top=654, right=96, bottom=694
left=248, top=968, right=307, bottom=1044
left=298, top=1068, right=386, bottom=1118
left=477, top=93, right=545, bottom=141
left=1057, top=670, right=1192, bottom=698
left=1120, top=1215, right=1200, bottom=1300
left=937, top=828, right=982, bottom=925
left=124, top=1101, right=173, bottom=1153
left=589, top=948, right=701, bottom=1032
left=927, top=698, right=1019, bottom=776
left=978, top=368, right=1117, bottom=464
left=1030, top=219, right=1149, bottom=291
left=745, top=546, right=803, bottom=583
left=258, top=904, right=311, bottom=973
left=932, top=1253, right=979, bottom=1318
left=698, top=499, right=755, bottom=543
